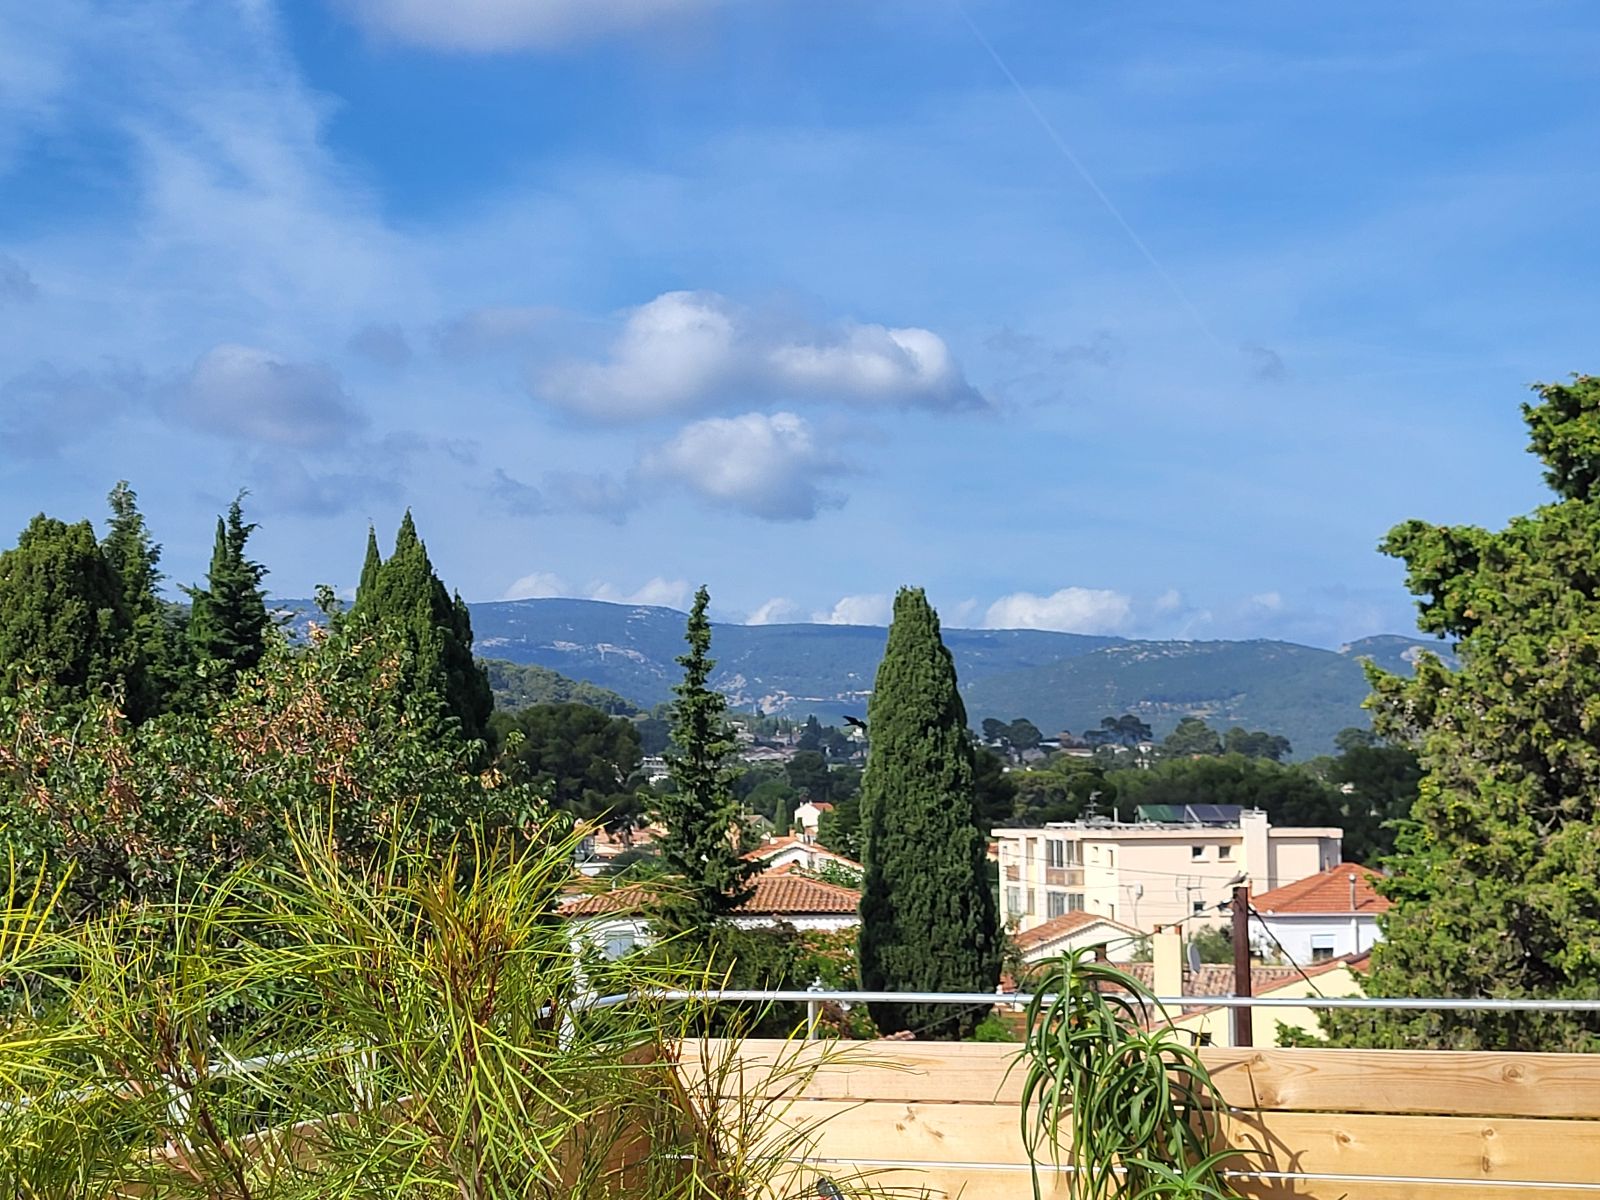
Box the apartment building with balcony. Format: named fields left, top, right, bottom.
left=992, top=806, right=1342, bottom=933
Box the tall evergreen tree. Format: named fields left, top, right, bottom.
left=0, top=515, right=140, bottom=713
left=656, top=586, right=757, bottom=940
left=100, top=482, right=181, bottom=720
left=352, top=512, right=492, bottom=745
left=1322, top=375, right=1600, bottom=1050
left=185, top=496, right=270, bottom=690
left=857, top=587, right=1000, bottom=1039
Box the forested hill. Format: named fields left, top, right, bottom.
left=276, top=597, right=1454, bottom=757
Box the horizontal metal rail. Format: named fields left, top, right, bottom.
left=584, top=987, right=1600, bottom=1012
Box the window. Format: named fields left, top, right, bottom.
left=1107, top=849, right=1115, bottom=868
left=1218, top=844, right=1233, bottom=861
left=1026, top=889, right=1036, bottom=915
left=1192, top=900, right=1207, bottom=915
left=604, top=931, right=636, bottom=960
left=1310, top=934, right=1336, bottom=962
left=1107, top=904, right=1116, bottom=921
left=1047, top=840, right=1066, bottom=868
left=1006, top=887, right=1022, bottom=916
left=1191, top=845, right=1205, bottom=860
left=1068, top=893, right=1085, bottom=912
left=1047, top=891, right=1067, bottom=918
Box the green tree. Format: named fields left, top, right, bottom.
left=973, top=745, right=1019, bottom=829
left=816, top=793, right=861, bottom=859
left=352, top=512, right=493, bottom=745
left=498, top=702, right=644, bottom=829
left=1223, top=725, right=1292, bottom=761
left=1323, top=376, right=1600, bottom=1050
left=797, top=714, right=823, bottom=752
left=858, top=587, right=1001, bottom=1039
left=185, top=496, right=270, bottom=691
left=1006, top=717, right=1043, bottom=753
left=655, top=587, right=757, bottom=939
left=784, top=749, right=832, bottom=802
left=1161, top=716, right=1222, bottom=758
left=100, top=482, right=182, bottom=720
left=0, top=514, right=140, bottom=715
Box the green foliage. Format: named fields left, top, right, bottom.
left=858, top=587, right=1000, bottom=1039
left=1161, top=715, right=1222, bottom=758
left=970, top=1013, right=1018, bottom=1042
left=1008, top=717, right=1043, bottom=751
left=655, top=587, right=757, bottom=941
left=1222, top=725, right=1292, bottom=761
left=1188, top=924, right=1233, bottom=964
left=0, top=514, right=142, bottom=719
left=815, top=793, right=861, bottom=859
left=1019, top=947, right=1240, bottom=1200
left=784, top=749, right=832, bottom=801
left=496, top=702, right=647, bottom=833
left=973, top=745, right=1019, bottom=828
left=0, top=821, right=867, bottom=1199
left=482, top=658, right=642, bottom=715
left=184, top=495, right=271, bottom=693
left=0, top=624, right=542, bottom=920
left=352, top=511, right=493, bottom=745
left=100, top=481, right=183, bottom=721
left=1322, top=376, right=1600, bottom=1051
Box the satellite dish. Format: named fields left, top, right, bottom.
left=1186, top=941, right=1203, bottom=974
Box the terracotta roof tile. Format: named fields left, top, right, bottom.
left=1251, top=862, right=1391, bottom=916
left=560, top=870, right=860, bottom=919
left=1014, top=912, right=1142, bottom=952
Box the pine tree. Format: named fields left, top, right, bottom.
left=1321, top=375, right=1600, bottom=1051
left=858, top=587, right=1000, bottom=1039
left=352, top=512, right=492, bottom=745
left=656, top=586, right=757, bottom=941
left=185, top=496, right=270, bottom=690
left=100, top=482, right=180, bottom=720
left=0, top=514, right=140, bottom=713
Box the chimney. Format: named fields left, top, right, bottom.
left=1153, top=925, right=1184, bottom=1000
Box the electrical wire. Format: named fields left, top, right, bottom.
left=1246, top=901, right=1327, bottom=998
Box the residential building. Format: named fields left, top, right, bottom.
left=992, top=808, right=1342, bottom=934
left=561, top=866, right=860, bottom=958
left=1131, top=926, right=1371, bottom=1047
left=1248, top=861, right=1389, bottom=965
left=1012, top=911, right=1145, bottom=965
left=744, top=833, right=862, bottom=876
left=793, top=800, right=834, bottom=836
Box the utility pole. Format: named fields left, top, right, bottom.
left=1231, top=883, right=1252, bottom=1047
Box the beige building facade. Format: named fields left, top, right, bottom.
left=993, top=809, right=1342, bottom=933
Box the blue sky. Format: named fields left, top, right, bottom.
left=2, top=1, right=1596, bottom=645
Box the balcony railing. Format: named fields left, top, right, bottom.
left=1045, top=866, right=1082, bottom=887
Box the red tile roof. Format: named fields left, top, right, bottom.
left=560, top=870, right=859, bottom=918
left=1014, top=912, right=1142, bottom=953
left=742, top=835, right=862, bottom=869
left=1251, top=862, right=1391, bottom=916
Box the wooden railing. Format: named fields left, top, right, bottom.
left=681, top=1038, right=1600, bottom=1199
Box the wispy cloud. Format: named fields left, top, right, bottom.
left=501, top=570, right=692, bottom=610
left=984, top=587, right=1133, bottom=634
left=177, top=344, right=366, bottom=449
left=333, top=0, right=735, bottom=52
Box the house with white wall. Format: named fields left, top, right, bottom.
left=1012, top=911, right=1145, bottom=965
left=1247, top=861, right=1388, bottom=965
left=561, top=866, right=860, bottom=959
left=744, top=834, right=861, bottom=877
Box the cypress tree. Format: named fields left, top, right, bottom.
left=100, top=481, right=180, bottom=720
left=0, top=514, right=140, bottom=713
left=352, top=512, right=492, bottom=744
left=185, top=496, right=271, bottom=689
left=858, top=586, right=1000, bottom=1039
left=656, top=586, right=757, bottom=940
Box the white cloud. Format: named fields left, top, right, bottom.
left=590, top=577, right=692, bottom=609
left=812, top=594, right=892, bottom=626
left=539, top=290, right=984, bottom=421
left=335, top=0, right=731, bottom=52
left=1153, top=588, right=1184, bottom=612
left=641, top=410, right=843, bottom=521
left=503, top=570, right=570, bottom=600
left=179, top=344, right=365, bottom=448
left=746, top=597, right=799, bottom=625
left=1250, top=591, right=1284, bottom=611
left=500, top=571, right=691, bottom=610
left=983, top=587, right=1133, bottom=634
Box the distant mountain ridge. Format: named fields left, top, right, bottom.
left=275, top=596, right=1454, bottom=757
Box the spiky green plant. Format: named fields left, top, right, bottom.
left=0, top=818, right=895, bottom=1199
left=1017, top=947, right=1243, bottom=1200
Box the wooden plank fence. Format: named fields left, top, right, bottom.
left=680, top=1039, right=1600, bottom=1199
